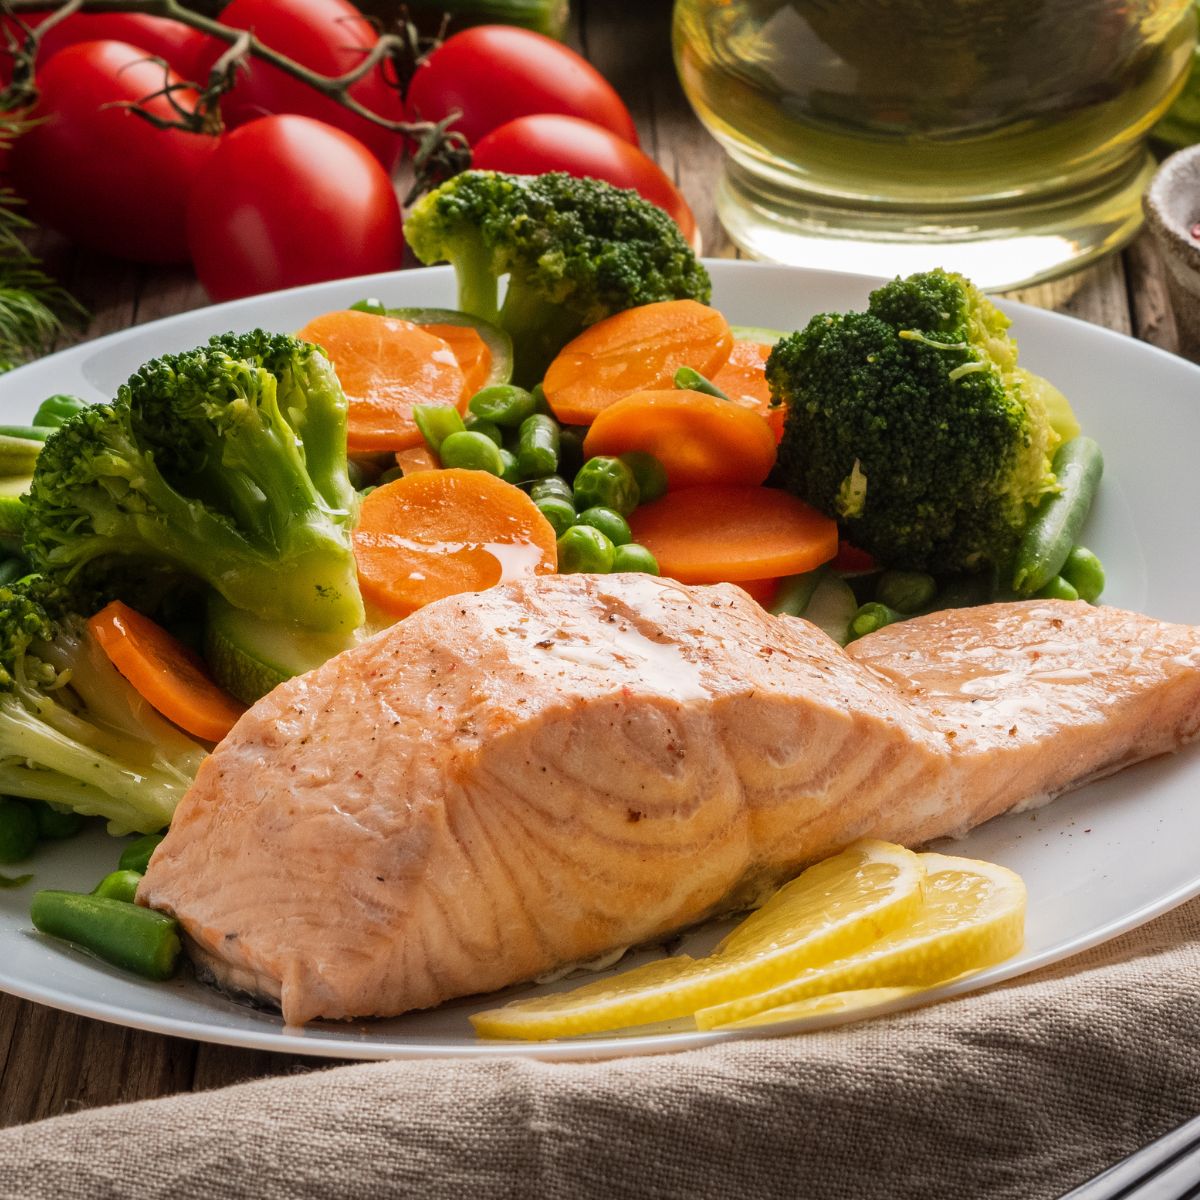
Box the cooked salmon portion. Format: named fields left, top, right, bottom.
left=138, top=576, right=1200, bottom=1025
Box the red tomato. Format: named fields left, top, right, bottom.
left=187, top=114, right=404, bottom=302
left=406, top=26, right=637, bottom=148
left=471, top=114, right=698, bottom=249
left=9, top=40, right=217, bottom=264
left=196, top=0, right=404, bottom=169
left=25, top=12, right=212, bottom=76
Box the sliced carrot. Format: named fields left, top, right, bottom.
left=353, top=469, right=558, bottom=618
left=87, top=601, right=246, bottom=743
left=765, top=403, right=787, bottom=444
left=394, top=445, right=439, bottom=475
left=733, top=577, right=781, bottom=607
left=582, top=389, right=777, bottom=489
left=295, top=309, right=467, bottom=454
left=543, top=299, right=733, bottom=425
left=713, top=340, right=773, bottom=415
left=420, top=322, right=492, bottom=396
left=628, top=486, right=838, bottom=584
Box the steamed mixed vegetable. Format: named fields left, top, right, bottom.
left=0, top=172, right=1104, bottom=992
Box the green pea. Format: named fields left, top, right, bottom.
left=33, top=802, right=83, bottom=840
left=468, top=384, right=537, bottom=428
left=1060, top=546, right=1105, bottom=604
left=1036, top=575, right=1080, bottom=601
left=619, top=451, right=668, bottom=504
left=438, top=431, right=506, bottom=476
left=413, top=404, right=466, bottom=453
left=516, top=414, right=561, bottom=479
left=558, top=427, right=586, bottom=480
left=574, top=456, right=640, bottom=516
left=848, top=602, right=903, bottom=641
left=875, top=570, right=937, bottom=615
left=92, top=869, right=142, bottom=905
left=498, top=448, right=521, bottom=485
left=463, top=414, right=504, bottom=447
left=611, top=543, right=660, bottom=575
left=118, top=833, right=164, bottom=874
left=575, top=506, right=632, bottom=547
left=529, top=475, right=573, bottom=504
left=557, top=525, right=616, bottom=574
left=535, top=496, right=577, bottom=536
left=0, top=798, right=36, bottom=864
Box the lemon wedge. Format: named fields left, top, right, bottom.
left=696, top=852, right=1025, bottom=1029
left=715, top=986, right=922, bottom=1029
left=470, top=839, right=925, bottom=1041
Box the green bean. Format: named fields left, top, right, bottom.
left=573, top=456, right=640, bottom=516
left=0, top=425, right=54, bottom=442
left=673, top=366, right=731, bottom=401
left=516, top=414, right=560, bottom=479
left=464, top=414, right=504, bottom=447
left=875, top=570, right=937, bottom=615
left=33, top=801, right=83, bottom=840
left=535, top=496, right=576, bottom=536
left=768, top=570, right=824, bottom=617
left=531, top=383, right=553, bottom=416
left=848, top=602, right=904, bottom=641
left=529, top=475, right=573, bottom=504
left=349, top=297, right=387, bottom=316
left=31, top=394, right=87, bottom=428
left=610, top=543, right=659, bottom=575
left=575, top=506, right=632, bottom=547
left=557, top=525, right=616, bottom=573
left=1035, top=575, right=1080, bottom=601
left=1012, top=436, right=1104, bottom=596
left=558, top=427, right=586, bottom=480
left=0, top=798, right=36, bottom=863
left=118, top=833, right=164, bottom=874
left=413, top=404, right=466, bottom=454
left=468, top=384, right=537, bottom=428
left=30, top=890, right=181, bottom=980
left=498, top=448, right=521, bottom=485
left=1060, top=545, right=1105, bottom=604
left=438, top=431, right=506, bottom=476
left=92, top=869, right=142, bottom=904
left=0, top=557, right=26, bottom=587
left=376, top=465, right=405, bottom=487
left=619, top=451, right=668, bottom=504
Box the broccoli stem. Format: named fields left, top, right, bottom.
left=451, top=238, right=503, bottom=325
left=499, top=282, right=588, bottom=386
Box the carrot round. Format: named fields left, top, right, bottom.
left=87, top=601, right=247, bottom=743
left=295, top=309, right=467, bottom=453
left=712, top=340, right=773, bottom=414
left=582, top=389, right=777, bottom=489
left=543, top=299, right=733, bottom=425
left=353, top=469, right=558, bottom=618
left=420, top=322, right=492, bottom=396
left=628, top=486, right=838, bottom=583
left=393, top=444, right=439, bottom=475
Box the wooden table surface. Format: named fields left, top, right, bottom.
left=0, top=0, right=1185, bottom=1130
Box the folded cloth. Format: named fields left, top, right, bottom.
left=2, top=900, right=1200, bottom=1200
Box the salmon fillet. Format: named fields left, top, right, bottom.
left=137, top=575, right=1200, bottom=1025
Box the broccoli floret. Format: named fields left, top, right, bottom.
left=0, top=575, right=206, bottom=834
left=405, top=170, right=711, bottom=383
left=23, top=331, right=364, bottom=633
left=769, top=269, right=1060, bottom=575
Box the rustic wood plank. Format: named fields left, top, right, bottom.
left=190, top=1045, right=329, bottom=1094
left=1124, top=229, right=1179, bottom=351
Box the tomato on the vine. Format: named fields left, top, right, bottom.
left=471, top=114, right=699, bottom=249
left=186, top=114, right=405, bottom=302
left=9, top=40, right=217, bottom=264
left=406, top=26, right=637, bottom=149
left=32, top=12, right=213, bottom=77
left=197, top=0, right=404, bottom=169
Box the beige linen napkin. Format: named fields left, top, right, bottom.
left=2, top=899, right=1199, bottom=1200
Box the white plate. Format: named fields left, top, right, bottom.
left=0, top=261, right=1195, bottom=1061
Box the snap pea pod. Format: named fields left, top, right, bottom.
left=32, top=394, right=87, bottom=428
left=516, top=414, right=560, bottom=479
left=30, top=890, right=181, bottom=980
left=118, top=833, right=164, bottom=874
left=1012, top=436, right=1103, bottom=596
left=673, top=366, right=731, bottom=401
left=413, top=404, right=466, bottom=454
left=92, top=869, right=143, bottom=904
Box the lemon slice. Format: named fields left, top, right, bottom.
left=696, top=852, right=1025, bottom=1030
left=715, top=986, right=921, bottom=1029
left=471, top=839, right=925, bottom=1041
